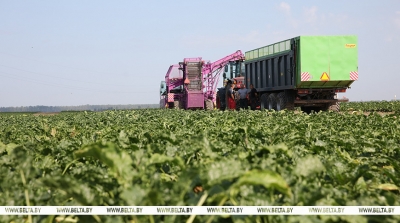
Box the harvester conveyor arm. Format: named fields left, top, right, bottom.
left=202, top=50, right=245, bottom=75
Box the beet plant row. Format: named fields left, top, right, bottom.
left=0, top=109, right=399, bottom=223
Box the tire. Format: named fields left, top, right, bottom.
left=276, top=92, right=295, bottom=111
left=205, top=99, right=214, bottom=111
left=260, top=94, right=269, bottom=110
left=267, top=93, right=277, bottom=110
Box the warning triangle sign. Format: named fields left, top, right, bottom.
left=320, top=72, right=330, bottom=81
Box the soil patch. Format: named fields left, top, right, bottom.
left=33, top=112, right=60, bottom=116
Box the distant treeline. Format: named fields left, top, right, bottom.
left=0, top=104, right=159, bottom=112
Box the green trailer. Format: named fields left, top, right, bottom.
left=243, top=35, right=358, bottom=112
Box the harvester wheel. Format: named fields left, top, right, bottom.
left=260, top=94, right=269, bottom=110
left=267, top=93, right=277, bottom=110
left=276, top=92, right=294, bottom=111
left=205, top=99, right=214, bottom=111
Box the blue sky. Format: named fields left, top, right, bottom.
left=1, top=0, right=399, bottom=106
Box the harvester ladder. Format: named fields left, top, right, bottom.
left=186, top=62, right=202, bottom=91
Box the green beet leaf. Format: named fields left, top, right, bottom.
left=230, top=169, right=292, bottom=198
left=74, top=141, right=134, bottom=187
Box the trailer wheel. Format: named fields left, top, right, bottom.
left=205, top=99, right=214, bottom=111
left=276, top=92, right=295, bottom=111
left=267, top=93, right=277, bottom=110
left=260, top=94, right=269, bottom=110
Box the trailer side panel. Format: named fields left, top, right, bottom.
left=244, top=39, right=295, bottom=91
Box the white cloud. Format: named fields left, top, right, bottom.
left=304, top=6, right=318, bottom=23
left=182, top=3, right=359, bottom=51
left=278, top=2, right=299, bottom=29
left=279, top=2, right=291, bottom=15
left=279, top=3, right=339, bottom=30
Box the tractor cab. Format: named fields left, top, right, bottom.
left=232, top=77, right=245, bottom=90
left=222, top=60, right=246, bottom=90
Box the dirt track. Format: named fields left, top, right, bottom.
left=33, top=112, right=60, bottom=116
left=291, top=110, right=395, bottom=116
left=30, top=111, right=395, bottom=117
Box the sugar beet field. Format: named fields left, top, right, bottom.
left=1, top=101, right=400, bottom=223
